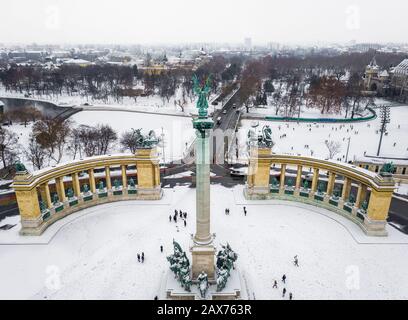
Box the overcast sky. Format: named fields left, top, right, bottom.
left=1, top=0, right=407, bottom=45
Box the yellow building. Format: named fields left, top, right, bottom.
left=245, top=145, right=395, bottom=236
left=12, top=148, right=162, bottom=236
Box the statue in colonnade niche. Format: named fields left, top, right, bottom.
left=82, top=184, right=89, bottom=194
left=128, top=178, right=135, bottom=188
left=98, top=181, right=104, bottom=192
left=52, top=193, right=59, bottom=205
left=39, top=200, right=47, bottom=212
left=67, top=188, right=74, bottom=199
left=114, top=179, right=121, bottom=189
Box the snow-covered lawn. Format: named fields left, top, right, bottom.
left=70, top=110, right=195, bottom=163
left=239, top=104, right=408, bottom=162
left=4, top=111, right=195, bottom=172
left=1, top=185, right=407, bottom=300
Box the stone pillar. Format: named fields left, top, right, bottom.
left=88, top=169, right=96, bottom=193
left=295, top=165, right=302, bottom=189
left=72, top=172, right=81, bottom=197
left=121, top=165, right=127, bottom=191
left=135, top=148, right=162, bottom=199
left=13, top=171, right=43, bottom=233
left=55, top=177, right=67, bottom=202
left=105, top=166, right=112, bottom=190
left=246, top=146, right=272, bottom=195
left=279, top=164, right=286, bottom=193
left=326, top=172, right=335, bottom=196
left=43, top=183, right=52, bottom=208
left=355, top=184, right=367, bottom=208
left=194, top=129, right=212, bottom=245
left=191, top=118, right=215, bottom=280
left=341, top=177, right=351, bottom=202
left=310, top=168, right=319, bottom=196
left=364, top=189, right=393, bottom=236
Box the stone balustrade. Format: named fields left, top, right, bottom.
left=245, top=146, right=395, bottom=236
left=12, top=148, right=162, bottom=236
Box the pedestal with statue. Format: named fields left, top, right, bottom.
left=163, top=75, right=244, bottom=300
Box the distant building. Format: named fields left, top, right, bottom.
left=363, top=57, right=408, bottom=99
left=244, top=38, right=252, bottom=50
left=390, top=59, right=408, bottom=97
left=62, top=58, right=92, bottom=67
left=363, top=56, right=389, bottom=93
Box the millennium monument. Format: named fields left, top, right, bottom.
left=190, top=75, right=216, bottom=280
left=165, top=75, right=240, bottom=300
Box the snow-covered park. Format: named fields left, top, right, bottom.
left=237, top=103, right=408, bottom=194
left=1, top=185, right=407, bottom=300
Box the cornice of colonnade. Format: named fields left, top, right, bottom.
left=11, top=149, right=160, bottom=191
left=249, top=149, right=395, bottom=193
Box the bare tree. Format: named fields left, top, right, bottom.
left=32, top=117, right=72, bottom=163
left=95, top=124, right=117, bottom=155
left=325, top=140, right=342, bottom=159
left=120, top=129, right=142, bottom=153
left=24, top=134, right=47, bottom=170
left=0, top=127, right=19, bottom=168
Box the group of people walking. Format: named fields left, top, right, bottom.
left=272, top=255, right=299, bottom=300
left=169, top=209, right=188, bottom=227
left=224, top=206, right=248, bottom=216
left=137, top=252, right=145, bottom=263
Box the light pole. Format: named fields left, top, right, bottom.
left=345, top=137, right=351, bottom=163
left=376, top=105, right=391, bottom=156
left=161, top=127, right=166, bottom=166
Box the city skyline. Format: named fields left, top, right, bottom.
left=1, top=0, right=407, bottom=45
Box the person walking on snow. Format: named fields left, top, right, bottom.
left=294, top=255, right=299, bottom=267
left=141, top=252, right=145, bottom=263
left=137, top=253, right=140, bottom=262
left=282, top=288, right=286, bottom=298
left=272, top=280, right=278, bottom=288
left=289, top=292, right=293, bottom=300
left=282, top=274, right=286, bottom=283
left=169, top=215, right=172, bottom=222
left=160, top=245, right=163, bottom=253
left=184, top=212, right=187, bottom=219
left=184, top=220, right=187, bottom=227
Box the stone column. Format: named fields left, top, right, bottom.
left=279, top=164, right=286, bottom=194
left=88, top=169, right=96, bottom=193
left=55, top=177, right=67, bottom=202
left=105, top=166, right=112, bottom=190
left=194, top=129, right=212, bottom=245
left=43, top=183, right=52, bottom=208
left=310, top=168, right=319, bottom=197
left=191, top=118, right=215, bottom=280
left=355, top=183, right=367, bottom=208
left=325, top=172, right=336, bottom=203
left=326, top=172, right=335, bottom=196
left=121, top=165, right=128, bottom=194
left=341, top=177, right=351, bottom=202
left=295, top=165, right=302, bottom=189
left=72, top=172, right=81, bottom=197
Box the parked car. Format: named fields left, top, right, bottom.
left=222, top=109, right=227, bottom=114
left=216, top=117, right=222, bottom=124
